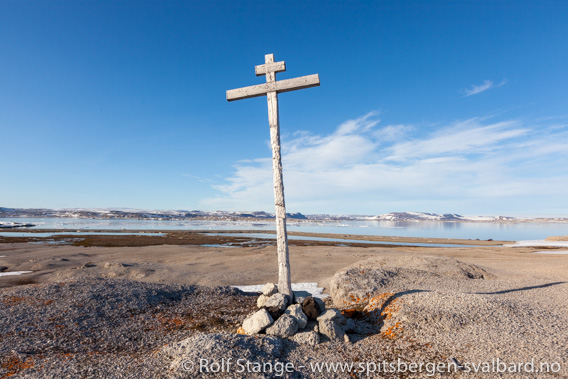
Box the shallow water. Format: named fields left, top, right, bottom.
left=206, top=233, right=484, bottom=247
left=0, top=231, right=165, bottom=238
left=1, top=217, right=566, bottom=241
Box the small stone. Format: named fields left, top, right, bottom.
left=293, top=290, right=311, bottom=304
left=284, top=304, right=308, bottom=329
left=264, top=293, right=288, bottom=312
left=265, top=314, right=298, bottom=337
left=316, top=309, right=341, bottom=322
left=301, top=296, right=320, bottom=320
left=318, top=319, right=345, bottom=342
left=315, top=297, right=326, bottom=313
left=257, top=294, right=270, bottom=308
left=103, top=262, right=124, bottom=269
left=343, top=333, right=351, bottom=343
left=291, top=331, right=320, bottom=345
left=262, top=283, right=278, bottom=296
left=265, top=306, right=285, bottom=320
left=242, top=309, right=273, bottom=335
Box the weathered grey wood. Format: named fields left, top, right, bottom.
left=226, top=74, right=320, bottom=101
left=226, top=53, right=319, bottom=299
left=266, top=89, right=292, bottom=299
left=255, top=60, right=285, bottom=76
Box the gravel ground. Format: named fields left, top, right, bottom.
left=1, top=263, right=567, bottom=378
left=328, top=256, right=568, bottom=378
left=0, top=278, right=257, bottom=378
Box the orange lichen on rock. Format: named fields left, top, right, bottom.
left=365, top=293, right=401, bottom=323
left=381, top=322, right=403, bottom=339
left=341, top=309, right=359, bottom=318
left=0, top=296, right=54, bottom=307
left=0, top=296, right=27, bottom=306
left=60, top=353, right=75, bottom=361
left=1, top=356, right=35, bottom=378
left=362, top=292, right=395, bottom=312
left=342, top=293, right=371, bottom=309
left=341, top=292, right=405, bottom=339
left=152, top=313, right=187, bottom=331
left=236, top=326, right=246, bottom=335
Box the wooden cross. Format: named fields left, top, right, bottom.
left=226, top=54, right=320, bottom=298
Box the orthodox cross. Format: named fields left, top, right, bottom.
left=226, top=54, right=320, bottom=298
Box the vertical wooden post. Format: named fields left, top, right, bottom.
left=266, top=87, right=292, bottom=297
left=226, top=54, right=320, bottom=299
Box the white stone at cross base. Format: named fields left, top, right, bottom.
left=226, top=54, right=320, bottom=298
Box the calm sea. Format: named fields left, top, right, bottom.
left=1, top=217, right=567, bottom=241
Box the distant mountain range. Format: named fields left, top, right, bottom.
left=1, top=207, right=566, bottom=223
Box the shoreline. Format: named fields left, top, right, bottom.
left=0, top=228, right=510, bottom=246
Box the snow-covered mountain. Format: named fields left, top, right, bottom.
left=367, top=212, right=517, bottom=222
left=0, top=207, right=307, bottom=221
left=1, top=207, right=565, bottom=223
left=369, top=212, right=464, bottom=221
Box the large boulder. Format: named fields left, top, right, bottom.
left=242, top=309, right=273, bottom=335
left=284, top=304, right=308, bottom=329
left=265, top=314, right=298, bottom=337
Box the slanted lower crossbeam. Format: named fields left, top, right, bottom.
left=226, top=74, right=320, bottom=101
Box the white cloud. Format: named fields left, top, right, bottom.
left=202, top=113, right=568, bottom=215
left=461, top=79, right=507, bottom=96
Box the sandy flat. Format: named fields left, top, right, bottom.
left=1, top=235, right=566, bottom=288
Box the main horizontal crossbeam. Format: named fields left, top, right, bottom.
left=226, top=74, right=320, bottom=101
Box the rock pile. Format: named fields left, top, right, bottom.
left=239, top=283, right=358, bottom=344
left=329, top=255, right=494, bottom=306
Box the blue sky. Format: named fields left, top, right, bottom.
left=1, top=0, right=567, bottom=216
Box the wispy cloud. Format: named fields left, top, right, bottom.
left=461, top=79, right=507, bottom=96
left=202, top=113, right=568, bottom=215
left=181, top=173, right=212, bottom=183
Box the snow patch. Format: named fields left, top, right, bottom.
left=0, top=221, right=35, bottom=228
left=0, top=271, right=33, bottom=277
left=232, top=282, right=328, bottom=298
left=505, top=240, right=568, bottom=247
